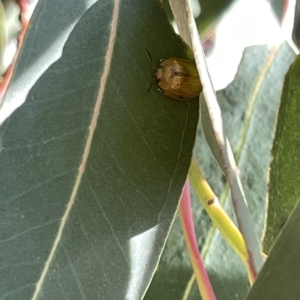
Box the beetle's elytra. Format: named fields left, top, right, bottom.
left=154, top=57, right=202, bottom=100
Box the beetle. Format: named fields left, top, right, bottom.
left=154, top=57, right=202, bottom=100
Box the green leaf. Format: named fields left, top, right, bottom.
left=196, top=0, right=236, bottom=33
left=263, top=54, right=300, bottom=253
left=145, top=43, right=295, bottom=300
left=0, top=1, right=199, bottom=299
left=246, top=199, right=300, bottom=300
left=292, top=0, right=300, bottom=48
left=1, top=0, right=97, bottom=123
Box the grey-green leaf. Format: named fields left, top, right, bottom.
left=263, top=54, right=300, bottom=253
left=0, top=1, right=199, bottom=299
left=0, top=0, right=97, bottom=123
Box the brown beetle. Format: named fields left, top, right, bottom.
left=154, top=57, right=202, bottom=100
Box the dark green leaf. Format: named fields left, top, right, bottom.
left=263, top=54, right=300, bottom=253
left=196, top=0, right=236, bottom=33
left=0, top=1, right=199, bottom=299
left=246, top=199, right=300, bottom=300
left=293, top=0, right=300, bottom=48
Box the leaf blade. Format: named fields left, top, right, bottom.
left=0, top=1, right=199, bottom=299
left=263, top=53, right=300, bottom=252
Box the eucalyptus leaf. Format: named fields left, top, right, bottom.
left=0, top=1, right=199, bottom=299
left=0, top=0, right=97, bottom=123
left=263, top=54, right=300, bottom=253
left=246, top=199, right=300, bottom=300
left=292, top=0, right=300, bottom=48
left=195, top=0, right=236, bottom=33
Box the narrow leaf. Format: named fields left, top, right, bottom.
left=263, top=53, right=300, bottom=252
left=246, top=199, right=300, bottom=300
left=292, top=0, right=300, bottom=48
